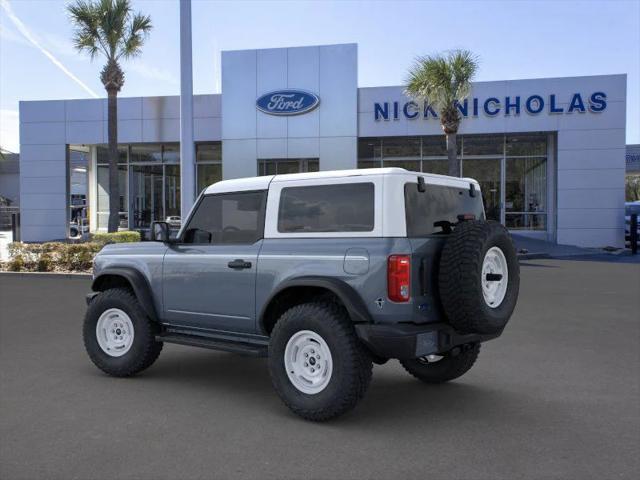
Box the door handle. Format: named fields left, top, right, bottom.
left=228, top=259, right=252, bottom=270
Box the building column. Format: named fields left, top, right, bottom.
left=179, top=0, right=195, bottom=219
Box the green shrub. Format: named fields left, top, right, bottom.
left=59, top=242, right=102, bottom=271
left=8, top=242, right=26, bottom=258
left=8, top=255, right=25, bottom=272
left=3, top=241, right=104, bottom=273
left=37, top=253, right=53, bottom=272
left=92, top=231, right=141, bottom=244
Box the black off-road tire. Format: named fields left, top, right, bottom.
left=268, top=302, right=373, bottom=421
left=83, top=288, right=163, bottom=377
left=439, top=220, right=519, bottom=334
left=400, top=344, right=480, bottom=383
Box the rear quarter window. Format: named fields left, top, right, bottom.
left=278, top=183, right=375, bottom=233
left=404, top=182, right=485, bottom=236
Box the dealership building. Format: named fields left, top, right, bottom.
left=18, top=43, right=627, bottom=246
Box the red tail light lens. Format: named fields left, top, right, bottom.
left=388, top=255, right=411, bottom=302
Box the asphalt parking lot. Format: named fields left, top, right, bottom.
left=1, top=259, right=639, bottom=480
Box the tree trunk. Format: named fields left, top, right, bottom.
left=446, top=132, right=460, bottom=177
left=107, top=90, right=120, bottom=233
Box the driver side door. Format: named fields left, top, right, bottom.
left=162, top=190, right=267, bottom=333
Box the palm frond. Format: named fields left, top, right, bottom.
left=68, top=0, right=106, bottom=59
left=98, top=0, right=128, bottom=58
left=118, top=13, right=152, bottom=60
left=405, top=49, right=479, bottom=114
left=67, top=0, right=151, bottom=64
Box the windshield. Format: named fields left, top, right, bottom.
left=404, top=182, right=485, bottom=236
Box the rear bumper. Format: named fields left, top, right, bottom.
left=355, top=322, right=500, bottom=360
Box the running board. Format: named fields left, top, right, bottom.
left=156, top=333, right=268, bottom=357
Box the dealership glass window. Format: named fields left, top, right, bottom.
left=69, top=147, right=90, bottom=234
left=196, top=143, right=222, bottom=194
left=96, top=145, right=128, bottom=229
left=278, top=183, right=375, bottom=233
left=130, top=164, right=163, bottom=229
left=97, top=164, right=129, bottom=229
left=163, top=144, right=180, bottom=163
left=358, top=133, right=549, bottom=231
left=130, top=144, right=162, bottom=162
left=380, top=136, right=420, bottom=172
left=164, top=165, right=181, bottom=219
left=197, top=164, right=222, bottom=193
left=196, top=143, right=222, bottom=162
left=357, top=136, right=450, bottom=172
left=95, top=143, right=184, bottom=231
left=129, top=144, right=181, bottom=229
left=462, top=135, right=504, bottom=156
left=461, top=158, right=502, bottom=222
left=97, top=145, right=128, bottom=164
left=421, top=136, right=448, bottom=156
left=257, top=158, right=319, bottom=176
left=504, top=133, right=547, bottom=230
left=505, top=160, right=547, bottom=230
left=421, top=159, right=449, bottom=175
left=385, top=160, right=421, bottom=172
left=505, top=133, right=547, bottom=156
left=382, top=136, right=420, bottom=159
left=357, top=138, right=380, bottom=166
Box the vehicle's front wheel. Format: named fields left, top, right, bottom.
left=83, top=288, right=163, bottom=377
left=399, top=344, right=480, bottom=384
left=268, top=302, right=372, bottom=421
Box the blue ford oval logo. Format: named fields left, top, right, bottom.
left=256, top=90, right=320, bottom=116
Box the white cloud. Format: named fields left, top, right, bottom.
left=0, top=0, right=99, bottom=98
left=0, top=109, right=19, bottom=153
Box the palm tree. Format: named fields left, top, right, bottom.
left=405, top=50, right=478, bottom=177
left=68, top=0, right=152, bottom=232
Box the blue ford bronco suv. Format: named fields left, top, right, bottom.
left=84, top=168, right=519, bottom=421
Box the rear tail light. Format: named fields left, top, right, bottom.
left=388, top=255, right=411, bottom=302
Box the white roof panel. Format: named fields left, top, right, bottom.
left=202, top=168, right=478, bottom=194
left=204, top=175, right=274, bottom=194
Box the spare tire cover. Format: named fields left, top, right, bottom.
left=438, top=220, right=519, bottom=334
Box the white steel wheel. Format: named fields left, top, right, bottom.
left=482, top=246, right=509, bottom=308
left=95, top=308, right=135, bottom=357
left=284, top=330, right=333, bottom=395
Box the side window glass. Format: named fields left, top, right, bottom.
left=278, top=183, right=375, bottom=233
left=182, top=191, right=266, bottom=244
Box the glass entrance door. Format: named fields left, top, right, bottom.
left=130, top=165, right=163, bottom=229
left=462, top=158, right=502, bottom=222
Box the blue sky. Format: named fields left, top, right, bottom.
left=1, top=0, right=638, bottom=152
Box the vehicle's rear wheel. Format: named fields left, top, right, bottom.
left=268, top=302, right=372, bottom=421
left=439, top=220, right=520, bottom=334
left=400, top=344, right=480, bottom=383
left=83, top=288, right=163, bottom=377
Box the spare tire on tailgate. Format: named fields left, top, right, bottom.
left=438, top=220, right=519, bottom=334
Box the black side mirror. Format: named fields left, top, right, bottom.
left=151, top=221, right=170, bottom=243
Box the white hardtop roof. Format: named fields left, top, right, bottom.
left=203, top=168, right=478, bottom=195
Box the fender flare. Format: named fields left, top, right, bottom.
left=259, top=276, right=372, bottom=332
left=91, top=267, right=158, bottom=321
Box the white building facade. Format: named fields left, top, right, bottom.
left=19, top=43, right=627, bottom=247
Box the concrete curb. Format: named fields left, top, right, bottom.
left=0, top=271, right=92, bottom=279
